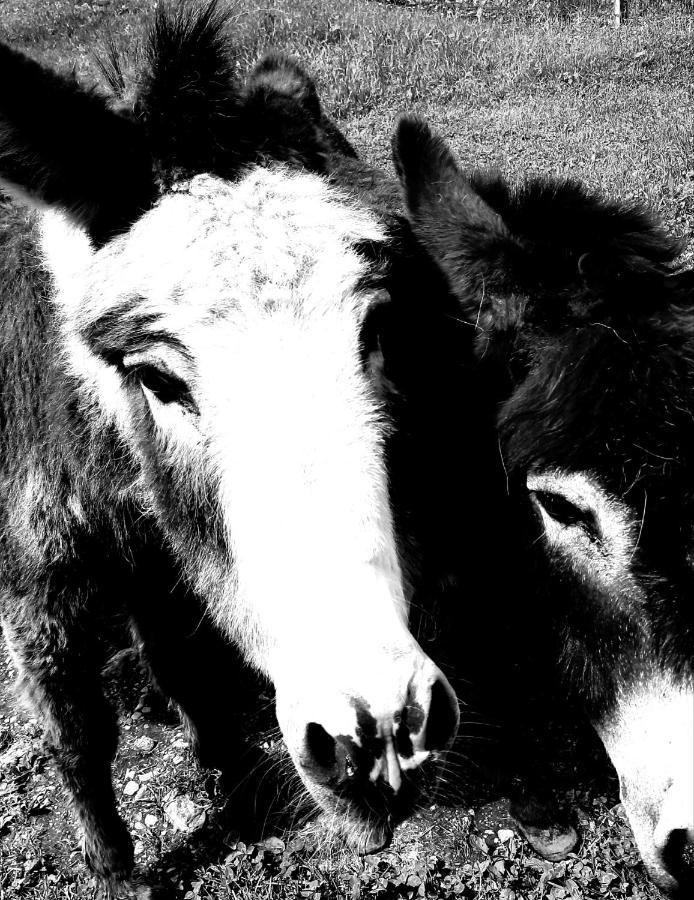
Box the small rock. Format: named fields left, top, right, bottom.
left=138, top=772, right=153, bottom=782
left=260, top=836, right=285, bottom=854
left=172, top=739, right=189, bottom=749
left=134, top=736, right=156, bottom=753
left=164, top=796, right=206, bottom=833
left=134, top=840, right=144, bottom=856
left=469, top=833, right=490, bottom=855
left=498, top=828, right=515, bottom=843
left=144, top=814, right=158, bottom=827
left=123, top=781, right=140, bottom=797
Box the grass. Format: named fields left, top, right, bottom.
left=1, top=1, right=692, bottom=898
left=3, top=1, right=694, bottom=227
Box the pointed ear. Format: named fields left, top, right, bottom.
left=392, top=115, right=513, bottom=301
left=244, top=51, right=356, bottom=158
left=246, top=52, right=323, bottom=124
left=392, top=114, right=463, bottom=216
left=0, top=42, right=154, bottom=244
left=241, top=52, right=349, bottom=171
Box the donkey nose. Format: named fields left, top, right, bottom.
left=421, top=674, right=460, bottom=751
left=657, top=829, right=694, bottom=896
left=301, top=674, right=459, bottom=791
left=654, top=782, right=694, bottom=895
left=301, top=723, right=372, bottom=787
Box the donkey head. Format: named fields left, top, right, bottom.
left=393, top=116, right=694, bottom=894
left=0, top=10, right=458, bottom=850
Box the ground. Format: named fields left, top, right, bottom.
left=1, top=1, right=692, bottom=898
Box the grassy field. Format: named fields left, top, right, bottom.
left=1, top=1, right=693, bottom=898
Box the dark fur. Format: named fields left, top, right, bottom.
left=394, top=115, right=694, bottom=894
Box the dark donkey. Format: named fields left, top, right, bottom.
left=393, top=117, right=694, bottom=897
left=0, top=7, right=460, bottom=894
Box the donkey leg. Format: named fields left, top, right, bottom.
left=130, top=593, right=276, bottom=833
left=2, top=604, right=142, bottom=897
left=128, top=581, right=249, bottom=772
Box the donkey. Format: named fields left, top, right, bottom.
left=0, top=6, right=460, bottom=894
left=392, top=116, right=694, bottom=896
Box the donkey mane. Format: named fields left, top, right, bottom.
left=469, top=173, right=684, bottom=323
left=101, top=0, right=349, bottom=189
left=472, top=173, right=682, bottom=273
left=99, top=0, right=241, bottom=181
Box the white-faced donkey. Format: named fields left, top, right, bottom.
left=0, top=4, right=459, bottom=895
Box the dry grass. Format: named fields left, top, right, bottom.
left=1, top=1, right=692, bottom=897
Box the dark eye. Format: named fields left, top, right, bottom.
left=532, top=489, right=601, bottom=542
left=124, top=363, right=197, bottom=413
left=135, top=365, right=187, bottom=404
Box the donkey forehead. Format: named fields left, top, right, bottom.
left=75, top=169, right=386, bottom=328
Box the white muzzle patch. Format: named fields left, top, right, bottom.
left=596, top=673, right=694, bottom=893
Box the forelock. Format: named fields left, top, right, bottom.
left=71, top=167, right=387, bottom=354
left=460, top=173, right=684, bottom=338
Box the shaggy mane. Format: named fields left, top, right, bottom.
left=98, top=0, right=344, bottom=188
left=464, top=172, right=687, bottom=333
left=463, top=173, right=686, bottom=328
left=99, top=0, right=242, bottom=184
left=471, top=172, right=683, bottom=275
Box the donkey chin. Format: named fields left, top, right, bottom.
left=273, top=646, right=459, bottom=852
left=595, top=673, right=694, bottom=897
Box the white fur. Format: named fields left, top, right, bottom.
left=596, top=672, right=694, bottom=893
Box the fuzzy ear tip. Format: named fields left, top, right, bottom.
left=392, top=114, right=429, bottom=182
left=393, top=113, right=429, bottom=156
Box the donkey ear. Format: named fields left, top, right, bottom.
left=246, top=52, right=323, bottom=124
left=392, top=114, right=463, bottom=216
left=241, top=53, right=338, bottom=172
left=0, top=42, right=154, bottom=244
left=391, top=115, right=512, bottom=300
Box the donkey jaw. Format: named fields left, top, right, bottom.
left=595, top=673, right=694, bottom=895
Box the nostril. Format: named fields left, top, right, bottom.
left=661, top=829, right=694, bottom=889
left=424, top=677, right=460, bottom=751
left=304, top=722, right=337, bottom=771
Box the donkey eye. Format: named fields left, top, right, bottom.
left=134, top=365, right=189, bottom=406
left=121, top=352, right=195, bottom=411
left=531, top=489, right=601, bottom=542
